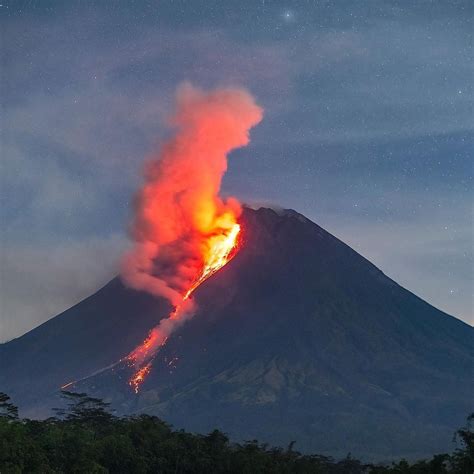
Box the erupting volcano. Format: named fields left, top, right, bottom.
left=121, top=84, right=263, bottom=391
left=2, top=204, right=472, bottom=460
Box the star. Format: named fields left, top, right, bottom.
left=282, top=10, right=295, bottom=22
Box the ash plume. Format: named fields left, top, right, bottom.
left=121, top=83, right=263, bottom=378
left=121, top=84, right=262, bottom=302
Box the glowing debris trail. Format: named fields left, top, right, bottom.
left=59, top=358, right=126, bottom=391
left=127, top=222, right=241, bottom=392
left=129, top=363, right=152, bottom=394
left=58, top=221, right=241, bottom=394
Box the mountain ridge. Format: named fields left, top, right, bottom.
left=1, top=206, right=472, bottom=460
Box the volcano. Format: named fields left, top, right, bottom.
left=1, top=207, right=472, bottom=460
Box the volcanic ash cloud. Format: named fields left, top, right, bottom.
left=121, top=83, right=263, bottom=379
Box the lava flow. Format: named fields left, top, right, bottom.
left=128, top=221, right=241, bottom=393
left=184, top=222, right=240, bottom=299
left=120, top=84, right=262, bottom=393
left=129, top=363, right=152, bottom=393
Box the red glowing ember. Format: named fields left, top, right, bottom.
left=129, top=362, right=152, bottom=394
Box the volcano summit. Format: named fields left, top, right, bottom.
left=0, top=207, right=472, bottom=460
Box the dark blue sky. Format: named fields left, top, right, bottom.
left=1, top=0, right=472, bottom=341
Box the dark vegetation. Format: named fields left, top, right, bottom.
left=0, top=391, right=472, bottom=474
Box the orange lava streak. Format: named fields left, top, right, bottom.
left=129, top=363, right=152, bottom=394
left=184, top=223, right=240, bottom=299
left=128, top=222, right=241, bottom=392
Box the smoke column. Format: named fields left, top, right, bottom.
left=121, top=84, right=263, bottom=379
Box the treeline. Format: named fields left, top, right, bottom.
left=0, top=392, right=472, bottom=473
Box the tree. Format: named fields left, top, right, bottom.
left=449, top=413, right=474, bottom=474
left=0, top=392, right=18, bottom=420
left=54, top=391, right=114, bottom=426
left=1, top=391, right=473, bottom=473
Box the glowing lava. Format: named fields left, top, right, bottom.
left=127, top=222, right=241, bottom=392
left=184, top=222, right=240, bottom=299
left=129, top=363, right=152, bottom=394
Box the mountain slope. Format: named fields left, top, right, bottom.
left=0, top=278, right=172, bottom=416
left=1, top=207, right=472, bottom=460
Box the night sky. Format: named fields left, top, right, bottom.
left=1, top=0, right=472, bottom=342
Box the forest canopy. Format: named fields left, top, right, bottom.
left=0, top=391, right=472, bottom=474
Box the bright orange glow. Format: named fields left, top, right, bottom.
left=120, top=84, right=262, bottom=394
left=184, top=222, right=240, bottom=299
left=128, top=336, right=168, bottom=367
left=129, top=362, right=152, bottom=394
left=128, top=222, right=240, bottom=392
left=121, top=85, right=262, bottom=307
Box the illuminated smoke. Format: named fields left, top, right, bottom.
left=121, top=84, right=263, bottom=389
